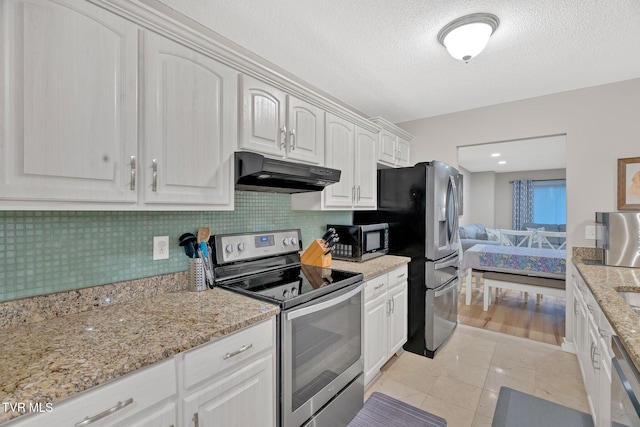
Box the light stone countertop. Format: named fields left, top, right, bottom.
left=0, top=288, right=279, bottom=422
left=330, top=254, right=411, bottom=280
left=573, top=256, right=640, bottom=371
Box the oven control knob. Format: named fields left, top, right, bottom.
left=283, top=289, right=291, bottom=298
left=291, top=237, right=298, bottom=246
left=282, top=238, right=291, bottom=246
left=291, top=287, right=298, bottom=296
left=237, top=243, right=245, bottom=252
left=225, top=244, right=234, bottom=254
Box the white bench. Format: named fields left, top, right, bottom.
left=483, top=272, right=566, bottom=311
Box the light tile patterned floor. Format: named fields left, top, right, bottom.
left=365, top=325, right=590, bottom=427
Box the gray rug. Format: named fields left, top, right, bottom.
left=348, top=392, right=447, bottom=427
left=492, top=387, right=594, bottom=427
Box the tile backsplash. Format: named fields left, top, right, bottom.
left=0, top=191, right=351, bottom=302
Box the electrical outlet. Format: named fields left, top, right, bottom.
left=153, top=236, right=170, bottom=260
left=585, top=225, right=596, bottom=240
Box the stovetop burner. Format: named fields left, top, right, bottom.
left=216, top=264, right=362, bottom=309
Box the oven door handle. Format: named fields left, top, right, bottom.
left=286, top=284, right=363, bottom=321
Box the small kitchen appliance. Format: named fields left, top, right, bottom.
left=211, top=229, right=364, bottom=427
left=327, top=223, right=389, bottom=262
left=596, top=212, right=640, bottom=268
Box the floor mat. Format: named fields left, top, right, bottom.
left=348, top=392, right=447, bottom=427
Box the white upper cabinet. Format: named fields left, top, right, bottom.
left=291, top=113, right=378, bottom=210
left=142, top=31, right=235, bottom=209
left=354, top=127, right=378, bottom=209
left=240, top=75, right=324, bottom=165
left=370, top=117, right=413, bottom=168
left=0, top=0, right=138, bottom=204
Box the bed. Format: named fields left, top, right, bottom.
left=461, top=244, right=566, bottom=309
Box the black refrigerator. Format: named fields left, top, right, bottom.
left=354, top=161, right=461, bottom=358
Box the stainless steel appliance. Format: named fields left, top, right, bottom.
left=327, top=223, right=389, bottom=262
left=596, top=212, right=640, bottom=268
left=611, top=335, right=640, bottom=426
left=235, top=151, right=342, bottom=193
left=354, top=161, right=460, bottom=358
left=211, top=229, right=364, bottom=427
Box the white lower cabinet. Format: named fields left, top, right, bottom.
left=178, top=318, right=276, bottom=427
left=4, top=359, right=177, bottom=427
left=363, top=265, right=408, bottom=387
left=4, top=319, right=275, bottom=427
left=571, top=266, right=613, bottom=426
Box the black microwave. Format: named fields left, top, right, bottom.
left=328, top=223, right=389, bottom=262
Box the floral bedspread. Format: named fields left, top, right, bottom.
left=473, top=244, right=566, bottom=276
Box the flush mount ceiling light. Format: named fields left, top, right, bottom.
left=437, top=13, right=499, bottom=63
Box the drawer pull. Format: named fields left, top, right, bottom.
left=223, top=343, right=253, bottom=360
left=397, top=273, right=406, bottom=278
left=75, top=397, right=133, bottom=427
left=374, top=283, right=385, bottom=290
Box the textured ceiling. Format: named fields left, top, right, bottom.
left=158, top=0, right=640, bottom=123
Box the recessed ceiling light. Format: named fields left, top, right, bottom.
left=498, top=161, right=506, bottom=165
left=491, top=153, right=500, bottom=157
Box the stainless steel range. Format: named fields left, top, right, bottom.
left=211, top=229, right=364, bottom=427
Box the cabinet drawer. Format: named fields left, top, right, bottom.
left=364, top=275, right=388, bottom=303
left=181, top=318, right=275, bottom=390
left=388, top=265, right=408, bottom=289
left=5, top=359, right=176, bottom=427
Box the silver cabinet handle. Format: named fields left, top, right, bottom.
left=374, top=283, right=384, bottom=290
left=396, top=150, right=400, bottom=160
left=223, top=343, right=253, bottom=360
left=290, top=129, right=296, bottom=150
left=390, top=297, right=395, bottom=313
left=587, top=303, right=594, bottom=313
left=599, top=328, right=610, bottom=338
left=591, top=341, right=600, bottom=370
left=357, top=185, right=361, bottom=201
left=280, top=126, right=287, bottom=149
left=129, top=156, right=136, bottom=191
left=75, top=398, right=133, bottom=427
left=573, top=299, right=579, bottom=315
left=352, top=186, right=356, bottom=203
left=194, top=412, right=199, bottom=427
left=151, top=159, right=158, bottom=192
left=397, top=273, right=406, bottom=279
left=387, top=299, right=391, bottom=314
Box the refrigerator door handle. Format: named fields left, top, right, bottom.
left=434, top=278, right=458, bottom=298
left=434, top=253, right=459, bottom=270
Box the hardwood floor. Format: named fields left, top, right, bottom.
left=458, top=282, right=566, bottom=346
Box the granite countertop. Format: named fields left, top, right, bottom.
left=330, top=254, right=411, bottom=280
left=573, top=256, right=640, bottom=370
left=0, top=288, right=279, bottom=422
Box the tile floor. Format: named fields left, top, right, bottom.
left=365, top=325, right=590, bottom=427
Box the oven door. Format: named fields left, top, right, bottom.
left=282, top=282, right=364, bottom=427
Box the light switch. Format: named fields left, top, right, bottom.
left=584, top=225, right=596, bottom=240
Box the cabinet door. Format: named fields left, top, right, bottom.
left=1, top=0, right=137, bottom=203
left=239, top=75, right=286, bottom=158
left=364, top=292, right=389, bottom=387
left=354, top=127, right=378, bottom=209
left=182, top=352, right=275, bottom=427
left=286, top=96, right=324, bottom=165
left=143, top=31, right=235, bottom=208
left=388, top=281, right=408, bottom=357
left=377, top=130, right=397, bottom=166
left=323, top=113, right=355, bottom=208
left=396, top=137, right=411, bottom=167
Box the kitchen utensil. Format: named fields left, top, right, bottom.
left=179, top=233, right=197, bottom=258
left=197, top=227, right=210, bottom=245
left=196, top=228, right=214, bottom=287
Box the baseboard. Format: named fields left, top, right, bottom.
left=561, top=337, right=576, bottom=353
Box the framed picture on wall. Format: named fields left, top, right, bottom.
left=618, top=157, right=640, bottom=210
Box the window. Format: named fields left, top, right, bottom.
left=533, top=180, right=566, bottom=224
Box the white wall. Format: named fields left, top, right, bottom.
left=399, top=78, right=640, bottom=252
left=467, top=172, right=496, bottom=228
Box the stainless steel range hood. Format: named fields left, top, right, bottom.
left=234, top=152, right=341, bottom=194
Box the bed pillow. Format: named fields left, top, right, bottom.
left=486, top=228, right=500, bottom=241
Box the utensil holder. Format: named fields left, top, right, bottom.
left=188, top=258, right=207, bottom=292
left=300, top=239, right=332, bottom=267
